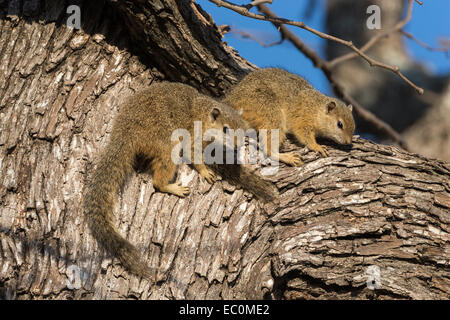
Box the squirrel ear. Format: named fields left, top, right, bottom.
left=348, top=104, right=353, bottom=112
left=210, top=107, right=221, bottom=121
left=326, top=101, right=336, bottom=113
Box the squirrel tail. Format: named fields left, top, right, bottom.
left=84, top=139, right=152, bottom=279
left=212, top=163, right=278, bottom=203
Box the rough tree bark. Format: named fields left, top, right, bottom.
left=0, top=0, right=449, bottom=299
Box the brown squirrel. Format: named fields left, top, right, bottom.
left=223, top=68, right=355, bottom=166
left=84, top=82, right=251, bottom=279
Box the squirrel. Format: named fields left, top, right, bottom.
left=223, top=68, right=355, bottom=166
left=84, top=82, right=251, bottom=279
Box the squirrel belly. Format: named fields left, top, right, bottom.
left=223, top=68, right=355, bottom=166
left=84, top=82, right=249, bottom=278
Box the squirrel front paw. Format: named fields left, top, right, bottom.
left=164, top=183, right=191, bottom=197
left=198, top=166, right=217, bottom=184
left=278, top=152, right=303, bottom=166
left=310, top=144, right=328, bottom=157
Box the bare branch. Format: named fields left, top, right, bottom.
left=209, top=0, right=424, bottom=95
left=230, top=27, right=283, bottom=47
left=191, top=0, right=214, bottom=27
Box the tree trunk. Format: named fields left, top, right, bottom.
left=0, top=0, right=449, bottom=300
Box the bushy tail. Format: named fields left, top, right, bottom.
left=84, top=141, right=152, bottom=279
left=212, top=163, right=278, bottom=203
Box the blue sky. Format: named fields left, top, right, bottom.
left=199, top=0, right=450, bottom=94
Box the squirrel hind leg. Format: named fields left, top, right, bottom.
left=292, top=129, right=329, bottom=158
left=152, top=159, right=190, bottom=197
left=278, top=152, right=303, bottom=166
left=159, top=183, right=190, bottom=197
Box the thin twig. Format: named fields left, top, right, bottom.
left=209, top=0, right=424, bottom=95
left=231, top=27, right=283, bottom=47
left=401, top=30, right=449, bottom=56
left=256, top=4, right=408, bottom=149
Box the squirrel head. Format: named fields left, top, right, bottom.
left=317, top=98, right=355, bottom=145
left=196, top=97, right=250, bottom=148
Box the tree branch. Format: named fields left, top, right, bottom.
left=245, top=0, right=273, bottom=9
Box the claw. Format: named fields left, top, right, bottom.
left=278, top=152, right=303, bottom=167
left=199, top=167, right=216, bottom=184
left=318, top=146, right=328, bottom=157
left=309, top=144, right=328, bottom=158
left=178, top=184, right=191, bottom=197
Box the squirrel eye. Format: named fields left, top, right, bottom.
left=337, top=120, right=343, bottom=129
